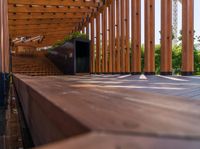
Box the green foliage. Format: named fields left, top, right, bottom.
left=172, top=45, right=182, bottom=74
left=140, top=44, right=200, bottom=75
left=51, top=32, right=89, bottom=48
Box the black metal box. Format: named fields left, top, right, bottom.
left=48, top=38, right=90, bottom=75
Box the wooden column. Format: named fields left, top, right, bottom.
left=131, top=0, right=141, bottom=74
left=0, top=0, right=3, bottom=73
left=111, top=0, right=116, bottom=73
left=161, top=0, right=172, bottom=75
left=90, top=18, right=95, bottom=73
left=86, top=23, right=89, bottom=38
left=121, top=0, right=125, bottom=73
left=96, top=13, right=101, bottom=73
left=102, top=8, right=108, bottom=73
left=144, top=0, right=155, bottom=75
left=0, top=0, right=10, bottom=73
left=108, top=6, right=113, bottom=73
left=116, top=0, right=121, bottom=73
left=125, top=0, right=130, bottom=73
left=182, top=0, right=194, bottom=75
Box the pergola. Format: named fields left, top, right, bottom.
left=0, top=0, right=194, bottom=75
left=8, top=0, right=103, bottom=47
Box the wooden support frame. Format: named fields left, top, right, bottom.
left=0, top=0, right=10, bottom=73
left=182, top=0, right=194, bottom=75
left=90, top=18, right=95, bottom=74
left=7, top=0, right=104, bottom=47
left=111, top=0, right=116, bottom=73
left=125, top=0, right=130, bottom=73
left=102, top=10, right=105, bottom=73
left=108, top=6, right=113, bottom=73
left=121, top=0, right=125, bottom=73
left=144, top=0, right=155, bottom=75
left=161, top=0, right=172, bottom=75
left=116, top=0, right=121, bottom=73
left=96, top=13, right=101, bottom=73
left=131, top=0, right=141, bottom=74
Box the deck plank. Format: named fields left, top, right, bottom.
left=13, top=74, right=200, bottom=147
left=37, top=133, right=200, bottom=149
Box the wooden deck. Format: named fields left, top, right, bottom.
left=13, top=74, right=200, bottom=148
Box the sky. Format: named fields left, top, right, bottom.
left=141, top=0, right=200, bottom=44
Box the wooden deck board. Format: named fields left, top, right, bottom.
left=13, top=74, right=200, bottom=148
left=37, top=132, right=200, bottom=149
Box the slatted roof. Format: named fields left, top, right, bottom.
left=8, top=0, right=103, bottom=48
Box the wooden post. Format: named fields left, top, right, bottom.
left=102, top=8, right=108, bottom=73
left=125, top=0, right=130, bottom=73
left=111, top=0, right=116, bottom=73
left=131, top=0, right=141, bottom=74
left=144, top=0, right=155, bottom=75
left=108, top=6, right=113, bottom=73
left=182, top=0, right=194, bottom=75
left=121, top=0, right=125, bottom=73
left=86, top=23, right=89, bottom=38
left=0, top=0, right=3, bottom=73
left=116, top=0, right=121, bottom=73
left=96, top=13, right=101, bottom=73
left=90, top=18, right=95, bottom=73
left=0, top=0, right=9, bottom=105
left=161, top=0, right=172, bottom=75
left=1, top=0, right=9, bottom=73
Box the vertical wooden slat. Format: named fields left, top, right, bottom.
left=96, top=13, right=101, bottom=73
left=104, top=8, right=108, bottom=73
left=161, top=0, right=172, bottom=75
left=121, top=0, right=125, bottom=73
left=86, top=23, right=89, bottom=38
left=125, top=0, right=130, bottom=73
left=116, top=0, right=121, bottom=73
left=108, top=5, right=113, bottom=73
left=111, top=0, right=116, bottom=73
left=131, top=0, right=141, bottom=74
left=102, top=12, right=105, bottom=73
left=182, top=0, right=194, bottom=75
left=0, top=0, right=3, bottom=72
left=90, top=18, right=95, bottom=73
left=0, top=0, right=9, bottom=73
left=144, top=0, right=155, bottom=75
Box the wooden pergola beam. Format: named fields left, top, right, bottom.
left=110, top=0, right=115, bottom=73
left=116, top=0, right=120, bottom=73
left=182, top=0, right=194, bottom=75
left=144, top=0, right=155, bottom=75
left=102, top=7, right=108, bottom=73
left=10, top=31, right=71, bottom=38
left=125, top=0, right=130, bottom=73
left=9, top=24, right=75, bottom=30
left=131, top=0, right=141, bottom=74
left=90, top=18, right=95, bottom=73
left=8, top=13, right=86, bottom=20
left=8, top=5, right=95, bottom=13
left=9, top=19, right=81, bottom=25
left=161, top=0, right=172, bottom=75
left=8, top=0, right=99, bottom=7
left=0, top=0, right=10, bottom=73
left=96, top=13, right=101, bottom=73
left=121, top=0, right=125, bottom=73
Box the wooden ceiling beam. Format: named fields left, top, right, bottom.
left=8, top=5, right=95, bottom=13
left=8, top=0, right=99, bottom=7
left=9, top=13, right=87, bottom=20
left=9, top=19, right=81, bottom=25
left=9, top=24, right=76, bottom=30
left=10, top=31, right=72, bottom=38
left=10, top=29, right=73, bottom=35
